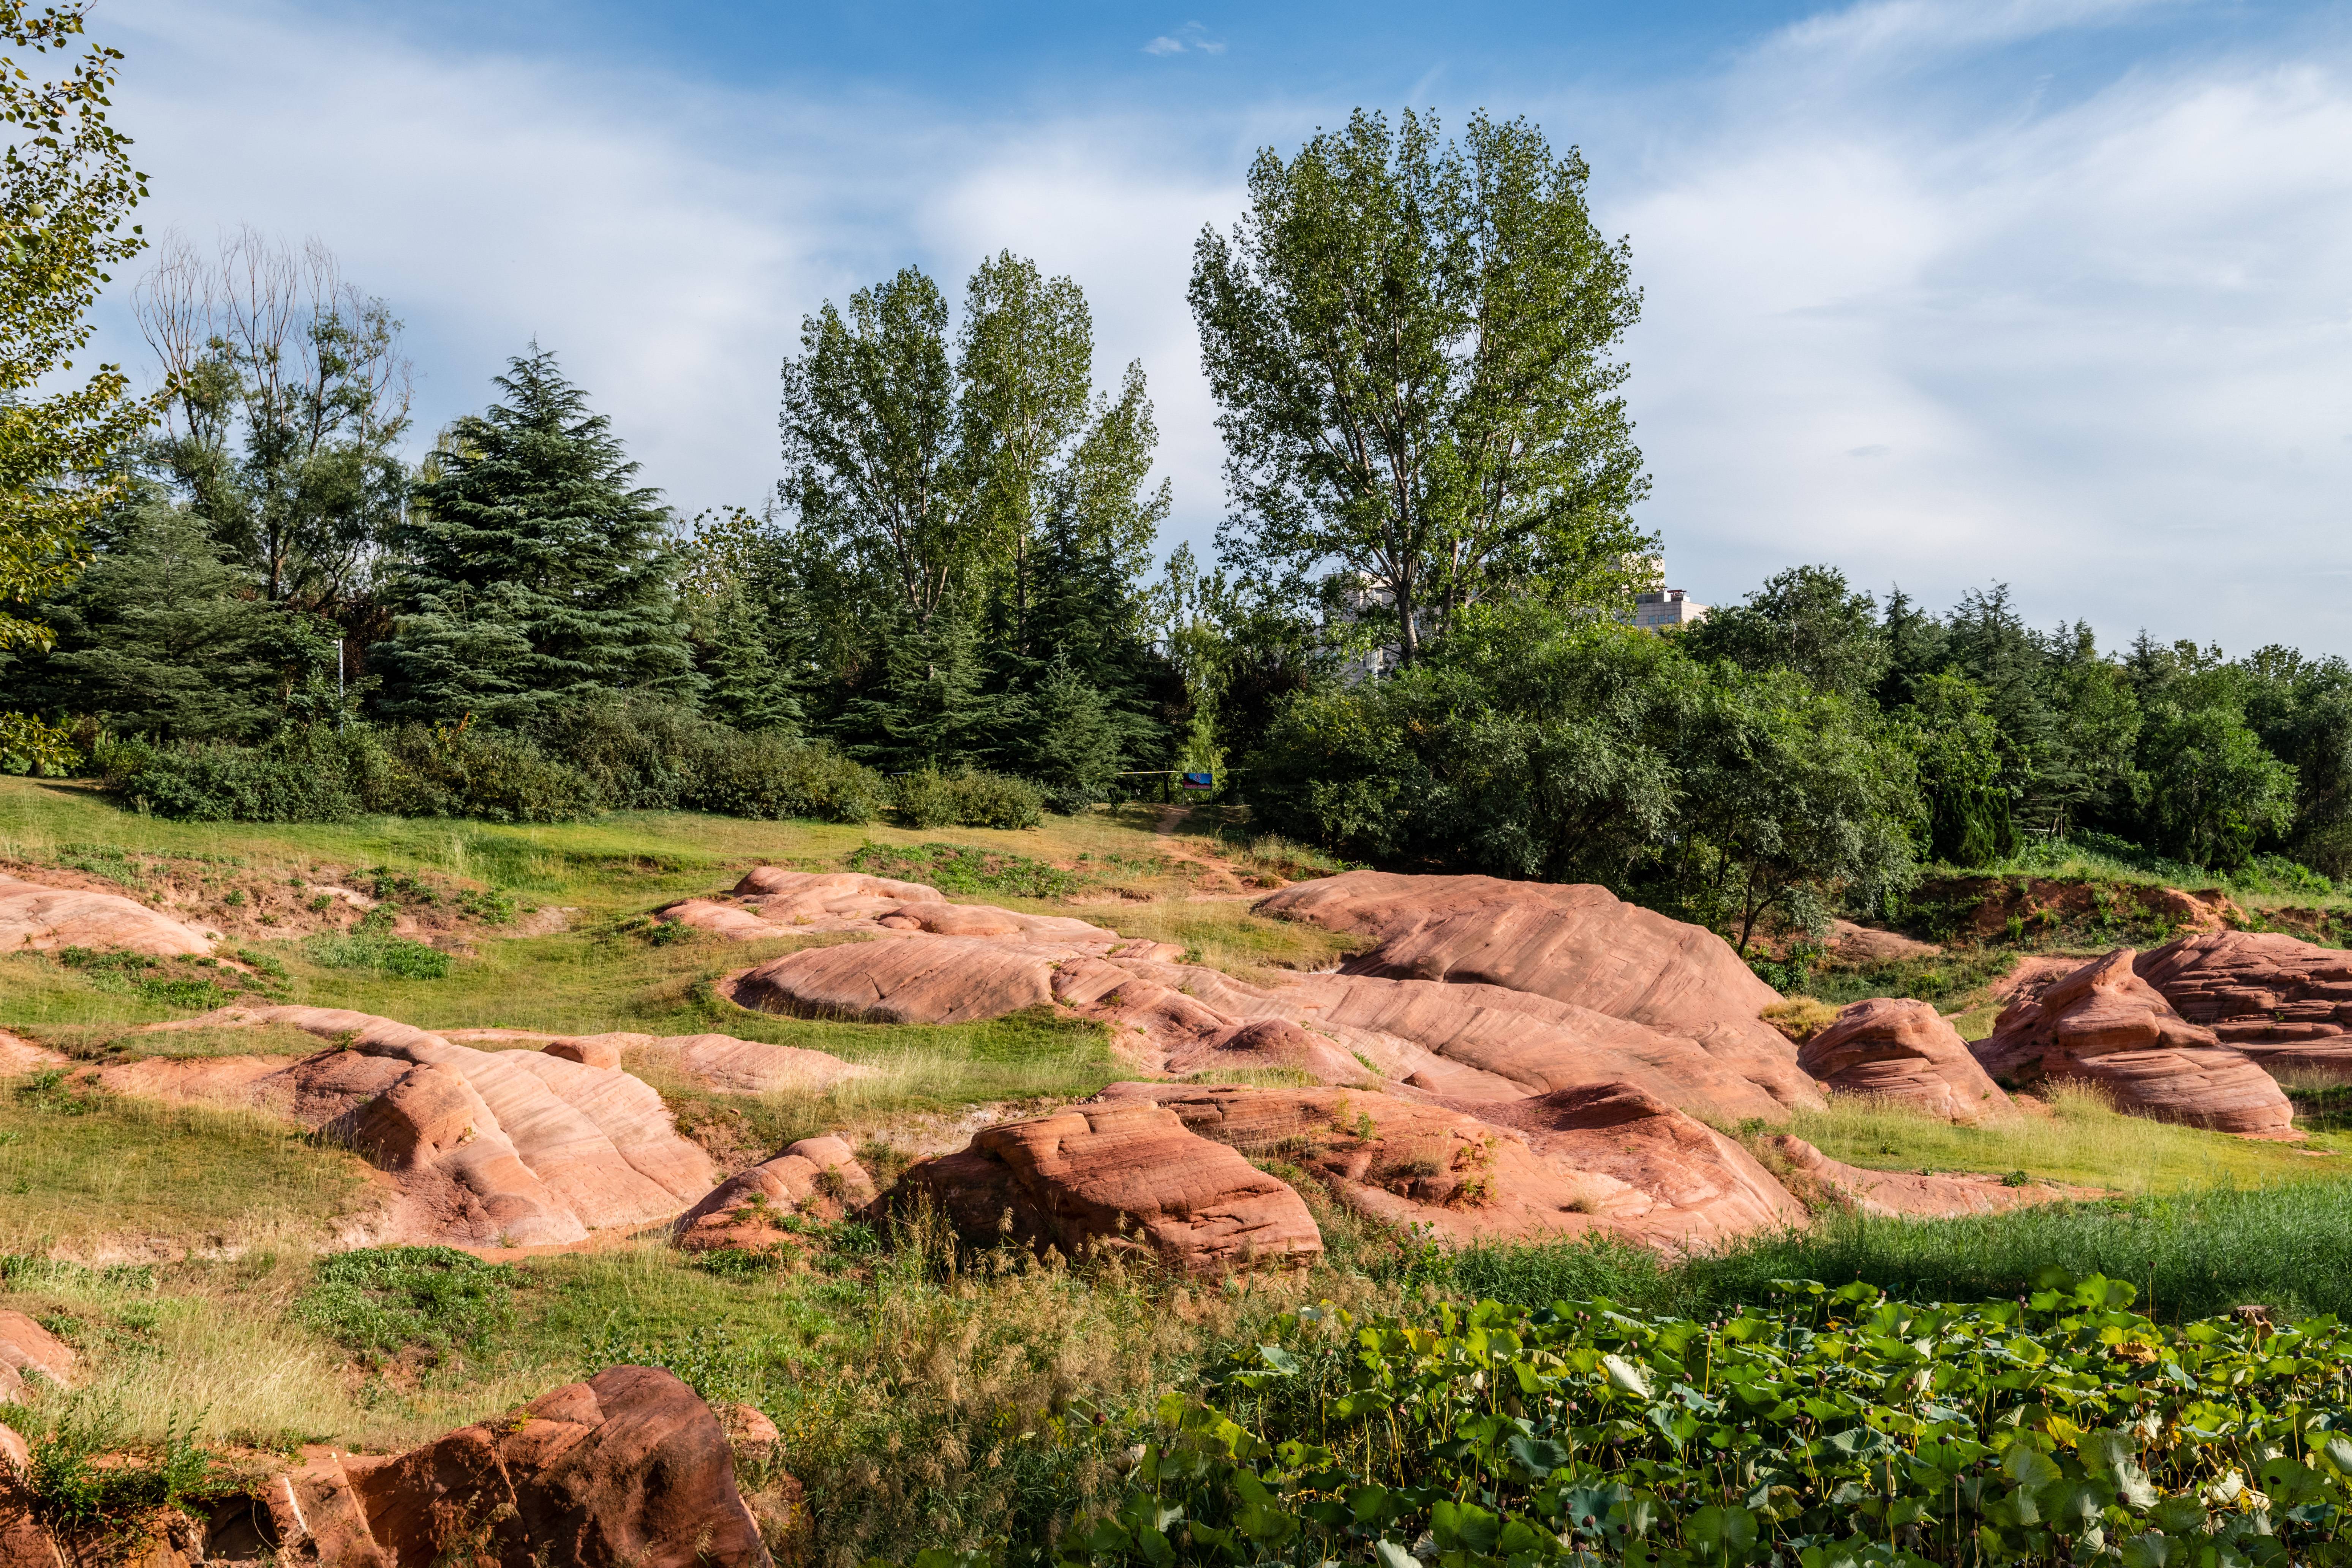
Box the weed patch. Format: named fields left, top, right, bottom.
left=845, top=840, right=1076, bottom=900
left=296, top=1247, right=517, bottom=1364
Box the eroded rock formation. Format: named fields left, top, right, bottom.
left=1253, top=871, right=1818, bottom=1110
left=1799, top=997, right=2017, bottom=1123
left=1762, top=1136, right=2103, bottom=1218
left=673, top=1135, right=876, bottom=1253
left=2136, top=931, right=2352, bottom=1074
left=1104, top=1079, right=1801, bottom=1249
left=276, top=1367, right=772, bottom=1567
left=893, top=1099, right=1323, bottom=1273
left=441, top=1027, right=869, bottom=1094
left=102, top=1005, right=719, bottom=1246
left=0, top=872, right=219, bottom=956
left=1973, top=950, right=2295, bottom=1136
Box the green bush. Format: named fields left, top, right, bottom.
left=99, top=724, right=386, bottom=822
left=692, top=729, right=887, bottom=823
left=303, top=929, right=452, bottom=980
left=295, top=1246, right=516, bottom=1361
left=892, top=768, right=1045, bottom=830
left=376, top=721, right=601, bottom=823
left=1056, top=1275, right=2352, bottom=1568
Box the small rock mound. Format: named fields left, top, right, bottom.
left=1974, top=950, right=2295, bottom=1136
left=673, top=1136, right=877, bottom=1253
left=1799, top=997, right=2018, bottom=1123
left=0, top=871, right=219, bottom=956
left=308, top=1366, right=773, bottom=1566
left=893, top=1100, right=1322, bottom=1273
left=2137, top=931, right=2352, bottom=1074
left=0, top=1310, right=73, bottom=1404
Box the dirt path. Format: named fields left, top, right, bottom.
left=1149, top=805, right=1257, bottom=896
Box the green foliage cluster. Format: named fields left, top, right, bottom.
left=50, top=946, right=254, bottom=1010
left=1053, top=1276, right=2352, bottom=1568
left=302, top=912, right=450, bottom=979
left=846, top=839, right=1077, bottom=899
left=294, top=1246, right=517, bottom=1363
left=25, top=1406, right=222, bottom=1534
left=891, top=768, right=1046, bottom=830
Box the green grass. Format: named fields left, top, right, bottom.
left=296, top=1247, right=517, bottom=1364
left=0, top=1070, right=372, bottom=1257
left=1772, top=1085, right=2352, bottom=1193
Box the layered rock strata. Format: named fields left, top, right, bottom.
left=1973, top=950, right=2295, bottom=1136
left=102, top=1005, right=719, bottom=1245
left=2136, top=931, right=2352, bottom=1074
left=1799, top=997, right=2017, bottom=1123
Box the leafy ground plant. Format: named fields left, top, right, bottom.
left=1052, top=1272, right=2352, bottom=1568
left=847, top=840, right=1077, bottom=900
left=295, top=1246, right=517, bottom=1365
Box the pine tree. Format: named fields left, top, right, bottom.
left=375, top=349, right=697, bottom=722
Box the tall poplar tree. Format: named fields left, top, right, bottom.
left=375, top=349, right=696, bottom=722
left=1191, top=108, right=1652, bottom=664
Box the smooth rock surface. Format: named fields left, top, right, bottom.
left=0, top=1311, right=73, bottom=1405
left=1253, top=871, right=1818, bottom=1111
left=1800, top=997, right=2018, bottom=1122
left=1974, top=950, right=2295, bottom=1136
left=895, top=1100, right=1323, bottom=1273
left=342, top=1366, right=772, bottom=1567
left=0, top=872, right=218, bottom=956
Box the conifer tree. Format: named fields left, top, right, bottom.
left=376, top=349, right=696, bottom=722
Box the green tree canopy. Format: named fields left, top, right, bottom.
left=375, top=348, right=696, bottom=723
left=1191, top=107, right=1652, bottom=664
left=1685, top=564, right=1887, bottom=704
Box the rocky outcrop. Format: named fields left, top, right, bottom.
left=1106, top=1080, right=1802, bottom=1250
left=295, top=1367, right=774, bottom=1567
left=1253, top=871, right=1818, bottom=1111
left=723, top=885, right=1809, bottom=1126
left=2137, top=931, right=2352, bottom=1074
left=1973, top=950, right=2296, bottom=1136
left=1763, top=1136, right=2104, bottom=1218
left=1824, top=920, right=1943, bottom=963
left=1799, top=997, right=2017, bottom=1123
left=673, top=1136, right=876, bottom=1253
left=103, top=1005, right=718, bottom=1246
left=441, top=1028, right=870, bottom=1094
left=893, top=1100, right=1322, bottom=1273
left=0, top=1311, right=73, bottom=1404
left=0, top=872, right=219, bottom=956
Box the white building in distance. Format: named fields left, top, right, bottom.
left=1633, top=585, right=1708, bottom=631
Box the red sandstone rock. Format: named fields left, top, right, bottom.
left=1440, top=1082, right=1807, bottom=1247
left=673, top=1136, right=876, bottom=1252
left=0, top=872, right=219, bottom=956
left=0, top=1311, right=73, bottom=1404
left=1974, top=950, right=2295, bottom=1136
left=0, top=1446, right=46, bottom=1568
left=2137, top=930, right=2352, bottom=1075
left=1253, top=871, right=1818, bottom=1111
left=1107, top=1080, right=1804, bottom=1251
left=1799, top=998, right=2017, bottom=1123
left=0, top=1423, right=23, bottom=1476
left=102, top=1005, right=718, bottom=1247
left=1161, top=1018, right=1370, bottom=1084
left=444, top=1028, right=871, bottom=1094
left=895, top=1100, right=1322, bottom=1273
left=1763, top=1136, right=2102, bottom=1218
left=341, top=1366, right=772, bottom=1567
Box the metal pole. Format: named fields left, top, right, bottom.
left=337, top=640, right=346, bottom=731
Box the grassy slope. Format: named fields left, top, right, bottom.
left=14, top=776, right=2352, bottom=1559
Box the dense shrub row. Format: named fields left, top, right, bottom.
left=92, top=694, right=1048, bottom=828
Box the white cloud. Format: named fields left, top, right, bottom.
left=1606, top=11, right=2352, bottom=651
left=1141, top=22, right=1227, bottom=58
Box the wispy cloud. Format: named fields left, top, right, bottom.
left=1142, top=22, right=1227, bottom=57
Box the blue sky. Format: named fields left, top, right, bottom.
left=91, top=0, right=2352, bottom=653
